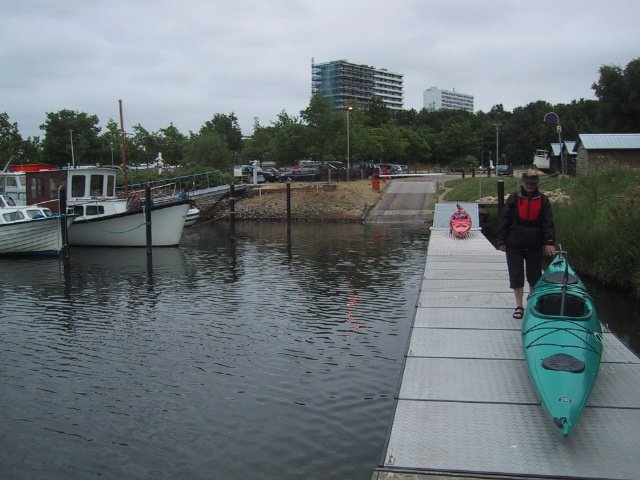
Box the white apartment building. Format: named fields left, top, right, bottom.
left=423, top=87, right=474, bottom=113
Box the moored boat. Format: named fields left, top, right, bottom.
left=61, top=167, right=190, bottom=247
left=3, top=165, right=190, bottom=247
left=449, top=203, right=472, bottom=238
left=184, top=203, right=200, bottom=227
left=0, top=194, right=65, bottom=256
left=522, top=251, right=603, bottom=436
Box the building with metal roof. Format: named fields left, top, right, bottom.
left=549, top=141, right=577, bottom=175
left=576, top=133, right=640, bottom=174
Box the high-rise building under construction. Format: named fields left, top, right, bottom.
left=311, top=59, right=404, bottom=112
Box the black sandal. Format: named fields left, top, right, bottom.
left=513, top=306, right=524, bottom=319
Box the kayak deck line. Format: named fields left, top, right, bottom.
left=374, top=203, right=640, bottom=480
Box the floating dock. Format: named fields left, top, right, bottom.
left=374, top=202, right=640, bottom=480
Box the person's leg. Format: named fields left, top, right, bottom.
left=514, top=287, right=524, bottom=309
left=506, top=246, right=525, bottom=317
left=524, top=247, right=544, bottom=291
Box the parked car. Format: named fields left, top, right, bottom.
left=261, top=167, right=279, bottom=182
left=496, top=165, right=512, bottom=176
left=278, top=167, right=319, bottom=182
left=235, top=165, right=266, bottom=183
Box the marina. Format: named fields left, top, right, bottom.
left=375, top=203, right=640, bottom=480
left=2, top=177, right=640, bottom=479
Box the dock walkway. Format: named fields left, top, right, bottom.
left=374, top=203, right=640, bottom=480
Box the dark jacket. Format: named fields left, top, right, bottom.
left=496, top=186, right=555, bottom=248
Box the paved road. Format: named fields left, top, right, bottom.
left=365, top=177, right=441, bottom=224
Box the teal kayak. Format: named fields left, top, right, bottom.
left=522, top=251, right=603, bottom=436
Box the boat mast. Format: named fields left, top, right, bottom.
left=119, top=99, right=129, bottom=195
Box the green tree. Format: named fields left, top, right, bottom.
left=557, top=99, right=598, bottom=138
left=0, top=112, right=26, bottom=166
left=129, top=124, right=159, bottom=166
left=350, top=124, right=384, bottom=162
left=592, top=58, right=640, bottom=132
left=200, top=113, right=243, bottom=152
left=40, top=109, right=101, bottom=167
left=271, top=111, right=308, bottom=164
left=158, top=123, right=186, bottom=165
left=398, top=126, right=431, bottom=164
left=99, top=118, right=122, bottom=166
left=503, top=101, right=554, bottom=164
left=243, top=119, right=276, bottom=165
left=365, top=96, right=392, bottom=128
left=434, top=121, right=479, bottom=169
left=183, top=131, right=232, bottom=169
left=300, top=93, right=339, bottom=161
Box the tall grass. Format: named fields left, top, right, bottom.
left=555, top=166, right=640, bottom=296
left=444, top=167, right=640, bottom=297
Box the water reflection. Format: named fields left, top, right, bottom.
left=584, top=278, right=640, bottom=356
left=1, top=222, right=428, bottom=480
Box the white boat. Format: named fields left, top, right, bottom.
left=0, top=194, right=65, bottom=256
left=2, top=165, right=190, bottom=247
left=62, top=167, right=190, bottom=247
left=184, top=204, right=200, bottom=227
left=533, top=149, right=550, bottom=170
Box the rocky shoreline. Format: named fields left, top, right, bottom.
left=220, top=180, right=385, bottom=222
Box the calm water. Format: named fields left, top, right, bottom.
left=0, top=223, right=429, bottom=480
left=2, top=223, right=638, bottom=480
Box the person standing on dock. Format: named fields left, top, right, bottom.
left=496, top=170, right=556, bottom=319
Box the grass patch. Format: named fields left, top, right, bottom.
left=444, top=167, right=640, bottom=297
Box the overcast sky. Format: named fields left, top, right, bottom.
left=2, top=0, right=638, bottom=139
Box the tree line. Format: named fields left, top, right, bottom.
left=2, top=58, right=639, bottom=172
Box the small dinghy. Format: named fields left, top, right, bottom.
left=449, top=204, right=472, bottom=238
left=522, top=251, right=603, bottom=436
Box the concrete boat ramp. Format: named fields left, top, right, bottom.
left=373, top=202, right=640, bottom=480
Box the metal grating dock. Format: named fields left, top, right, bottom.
left=374, top=204, right=640, bottom=480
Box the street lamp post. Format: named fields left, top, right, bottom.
left=494, top=124, right=501, bottom=170
left=346, top=106, right=353, bottom=181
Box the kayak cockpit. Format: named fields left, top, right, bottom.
left=534, top=293, right=590, bottom=318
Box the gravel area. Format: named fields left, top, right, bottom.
left=233, top=180, right=386, bottom=222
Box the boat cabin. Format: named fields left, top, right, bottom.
left=7, top=166, right=122, bottom=216
left=0, top=194, right=54, bottom=224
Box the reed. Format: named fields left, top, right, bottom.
left=555, top=166, right=640, bottom=296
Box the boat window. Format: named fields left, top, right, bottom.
left=107, top=175, right=115, bottom=196
left=30, top=177, right=37, bottom=197
left=85, top=205, right=104, bottom=215
left=5, top=196, right=16, bottom=206
left=3, top=211, right=25, bottom=222
left=71, top=176, right=86, bottom=197
left=49, top=177, right=58, bottom=199
left=6, top=176, right=18, bottom=187
left=26, top=209, right=46, bottom=219
left=90, top=175, right=104, bottom=197
left=73, top=205, right=84, bottom=216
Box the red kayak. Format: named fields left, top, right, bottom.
left=450, top=204, right=472, bottom=238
